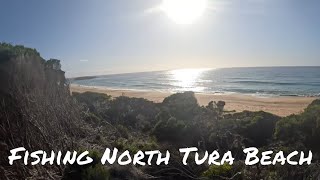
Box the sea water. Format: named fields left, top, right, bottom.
left=72, top=67, right=320, bottom=97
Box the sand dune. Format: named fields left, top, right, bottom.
left=70, top=84, right=317, bottom=117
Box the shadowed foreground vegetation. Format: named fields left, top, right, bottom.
left=1, top=43, right=320, bottom=179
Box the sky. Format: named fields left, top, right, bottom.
left=1, top=0, right=320, bottom=77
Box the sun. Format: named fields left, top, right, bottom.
left=160, top=0, right=207, bottom=25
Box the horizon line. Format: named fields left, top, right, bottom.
left=68, top=65, right=320, bottom=79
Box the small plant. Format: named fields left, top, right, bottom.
left=202, top=164, right=233, bottom=178
left=63, top=150, right=110, bottom=180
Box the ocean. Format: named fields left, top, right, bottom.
left=72, top=67, right=320, bottom=97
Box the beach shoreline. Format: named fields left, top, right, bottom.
left=70, top=84, right=317, bottom=117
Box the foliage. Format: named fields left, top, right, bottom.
left=114, top=137, right=158, bottom=153
left=0, top=42, right=40, bottom=62
left=236, top=111, right=279, bottom=147
left=202, top=164, right=233, bottom=179
left=162, top=91, right=200, bottom=121
left=107, top=96, right=159, bottom=128
left=275, top=99, right=320, bottom=152
left=206, top=100, right=226, bottom=113
left=152, top=112, right=187, bottom=143
left=63, top=151, right=110, bottom=180
left=274, top=115, right=302, bottom=141
left=46, top=59, right=62, bottom=70
left=116, top=124, right=130, bottom=139
left=73, top=92, right=112, bottom=105
left=73, top=92, right=112, bottom=113
left=81, top=165, right=110, bottom=180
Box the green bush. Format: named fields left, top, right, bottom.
left=231, top=111, right=279, bottom=147
left=162, top=91, right=200, bottom=121
left=275, top=99, right=320, bottom=152
left=274, top=115, right=302, bottom=141
left=152, top=111, right=187, bottom=143
left=82, top=165, right=110, bottom=180
left=202, top=164, right=233, bottom=178
left=116, top=124, right=130, bottom=139
left=114, top=137, right=158, bottom=153
left=63, top=151, right=110, bottom=180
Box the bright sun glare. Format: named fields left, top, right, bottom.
left=169, top=68, right=209, bottom=92
left=160, top=0, right=207, bottom=25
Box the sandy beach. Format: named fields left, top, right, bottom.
left=70, top=84, right=317, bottom=117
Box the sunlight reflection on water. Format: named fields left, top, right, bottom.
left=167, top=68, right=211, bottom=92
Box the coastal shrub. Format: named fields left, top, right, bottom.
left=206, top=100, right=226, bottom=113
left=301, top=103, right=320, bottom=151
left=0, top=43, right=40, bottom=62
left=73, top=92, right=111, bottom=114
left=46, top=59, right=62, bottom=70
left=298, top=100, right=320, bottom=150
left=82, top=165, right=110, bottom=180
left=152, top=111, right=187, bottom=143
left=230, top=111, right=279, bottom=147
left=63, top=150, right=110, bottom=180
left=84, top=112, right=103, bottom=127
left=114, top=137, right=158, bottom=153
left=73, top=92, right=112, bottom=103
left=116, top=124, right=130, bottom=139
left=274, top=115, right=302, bottom=142
left=107, top=96, right=159, bottom=128
left=308, top=99, right=320, bottom=107
left=162, top=91, right=200, bottom=121
left=275, top=99, right=320, bottom=152
left=202, top=164, right=233, bottom=178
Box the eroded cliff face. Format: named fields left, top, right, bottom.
left=0, top=43, right=84, bottom=179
